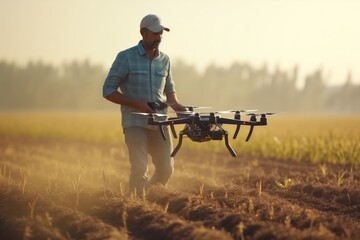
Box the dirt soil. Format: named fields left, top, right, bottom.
left=0, top=137, right=359, bottom=240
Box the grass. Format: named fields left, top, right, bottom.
left=0, top=112, right=359, bottom=166
left=275, top=178, right=293, bottom=189
left=230, top=115, right=360, bottom=165
left=0, top=111, right=123, bottom=144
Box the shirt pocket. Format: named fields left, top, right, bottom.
left=155, top=69, right=167, bottom=91
left=130, top=69, right=148, bottom=85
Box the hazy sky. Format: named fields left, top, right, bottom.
left=1, top=0, right=360, bottom=86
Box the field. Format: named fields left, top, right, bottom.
left=0, top=112, right=359, bottom=240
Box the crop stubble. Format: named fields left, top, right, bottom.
left=0, top=113, right=359, bottom=239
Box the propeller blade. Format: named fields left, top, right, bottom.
left=246, top=112, right=277, bottom=116
left=184, top=106, right=212, bottom=112
left=172, top=110, right=195, bottom=115
left=131, top=112, right=168, bottom=117
left=172, top=111, right=196, bottom=118
left=190, top=106, right=212, bottom=109
left=215, top=109, right=258, bottom=114
left=166, top=103, right=211, bottom=110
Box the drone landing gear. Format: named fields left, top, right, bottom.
left=170, top=131, right=237, bottom=157
left=170, top=132, right=183, bottom=157
left=224, top=131, right=237, bottom=157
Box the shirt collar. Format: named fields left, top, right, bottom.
left=137, top=41, right=159, bottom=58
left=137, top=41, right=146, bottom=56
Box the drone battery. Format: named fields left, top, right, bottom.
left=211, top=130, right=223, bottom=140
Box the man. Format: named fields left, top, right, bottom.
left=103, top=14, right=186, bottom=195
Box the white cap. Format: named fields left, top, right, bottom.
left=140, top=14, right=170, bottom=32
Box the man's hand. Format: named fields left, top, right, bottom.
left=169, top=103, right=188, bottom=112
left=166, top=92, right=188, bottom=112
left=104, top=91, right=154, bottom=113
left=135, top=101, right=155, bottom=113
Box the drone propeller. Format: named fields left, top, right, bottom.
left=173, top=110, right=195, bottom=116
left=165, top=102, right=211, bottom=111
left=187, top=106, right=212, bottom=109
left=215, top=109, right=258, bottom=114
left=171, top=106, right=212, bottom=116
left=131, top=112, right=168, bottom=117
left=246, top=112, right=277, bottom=116
left=184, top=106, right=212, bottom=112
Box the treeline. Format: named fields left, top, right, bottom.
left=0, top=59, right=359, bottom=113
left=0, top=60, right=108, bottom=110
left=173, top=60, right=360, bottom=113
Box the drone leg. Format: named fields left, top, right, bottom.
left=233, top=124, right=241, bottom=139
left=170, top=132, right=183, bottom=157
left=224, top=131, right=237, bottom=157
left=159, top=126, right=166, bottom=141
left=245, top=125, right=254, bottom=142
left=170, top=123, right=177, bottom=139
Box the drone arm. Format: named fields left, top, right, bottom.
left=218, top=118, right=267, bottom=126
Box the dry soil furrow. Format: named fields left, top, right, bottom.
left=145, top=184, right=359, bottom=240
left=0, top=183, right=128, bottom=240
left=90, top=196, right=233, bottom=240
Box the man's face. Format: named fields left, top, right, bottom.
left=141, top=28, right=163, bottom=50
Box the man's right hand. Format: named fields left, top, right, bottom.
left=104, top=91, right=154, bottom=113
left=135, top=101, right=155, bottom=113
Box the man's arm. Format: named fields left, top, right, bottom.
left=102, top=52, right=156, bottom=112
left=104, top=91, right=154, bottom=113
left=166, top=92, right=187, bottom=112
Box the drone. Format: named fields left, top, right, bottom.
left=133, top=102, right=275, bottom=157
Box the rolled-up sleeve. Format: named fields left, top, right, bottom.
left=103, top=52, right=128, bottom=97
left=164, top=61, right=175, bottom=94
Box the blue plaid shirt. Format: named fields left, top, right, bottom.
left=103, top=41, right=176, bottom=129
